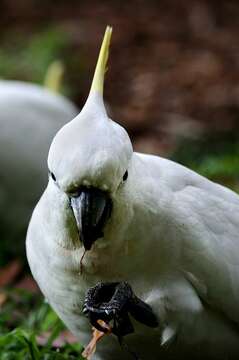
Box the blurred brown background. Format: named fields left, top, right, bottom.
left=0, top=0, right=239, bottom=178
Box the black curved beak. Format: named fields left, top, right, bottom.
left=70, top=187, right=112, bottom=251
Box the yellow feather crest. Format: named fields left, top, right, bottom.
left=90, top=26, right=113, bottom=95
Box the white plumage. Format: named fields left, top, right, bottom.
left=26, top=27, right=239, bottom=359
left=0, top=80, right=78, bottom=245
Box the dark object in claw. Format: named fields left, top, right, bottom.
left=83, top=282, right=159, bottom=337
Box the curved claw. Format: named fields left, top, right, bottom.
left=83, top=282, right=122, bottom=326
left=82, top=306, right=89, bottom=315
left=83, top=281, right=159, bottom=338
left=85, top=282, right=120, bottom=309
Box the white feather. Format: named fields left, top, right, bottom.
left=26, top=28, right=239, bottom=359
left=0, top=80, right=77, bottom=242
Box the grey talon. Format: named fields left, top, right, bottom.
left=83, top=281, right=158, bottom=338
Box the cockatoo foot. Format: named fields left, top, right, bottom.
left=83, top=281, right=159, bottom=337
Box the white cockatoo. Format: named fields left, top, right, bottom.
left=0, top=80, right=78, bottom=254
left=27, top=27, right=239, bottom=360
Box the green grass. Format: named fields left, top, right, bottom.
left=0, top=289, right=84, bottom=359
left=0, top=328, right=83, bottom=360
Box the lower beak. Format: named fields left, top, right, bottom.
left=70, top=187, right=112, bottom=250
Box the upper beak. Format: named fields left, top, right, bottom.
left=70, top=187, right=112, bottom=250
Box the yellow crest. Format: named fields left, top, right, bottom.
left=90, top=26, right=113, bottom=95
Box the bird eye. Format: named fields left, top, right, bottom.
left=49, top=171, right=56, bottom=182
left=123, top=171, right=128, bottom=181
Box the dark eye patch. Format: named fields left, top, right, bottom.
left=49, top=171, right=56, bottom=182
left=123, top=171, right=128, bottom=181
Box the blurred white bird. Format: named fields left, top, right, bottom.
left=27, top=27, right=239, bottom=360
left=0, top=80, right=78, bottom=257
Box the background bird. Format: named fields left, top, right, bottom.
left=0, top=80, right=78, bottom=262
left=27, top=27, right=239, bottom=359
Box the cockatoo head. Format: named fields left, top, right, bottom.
left=48, top=27, right=133, bottom=251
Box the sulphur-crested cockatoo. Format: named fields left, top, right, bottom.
left=0, top=80, right=78, bottom=255
left=26, top=27, right=239, bottom=360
